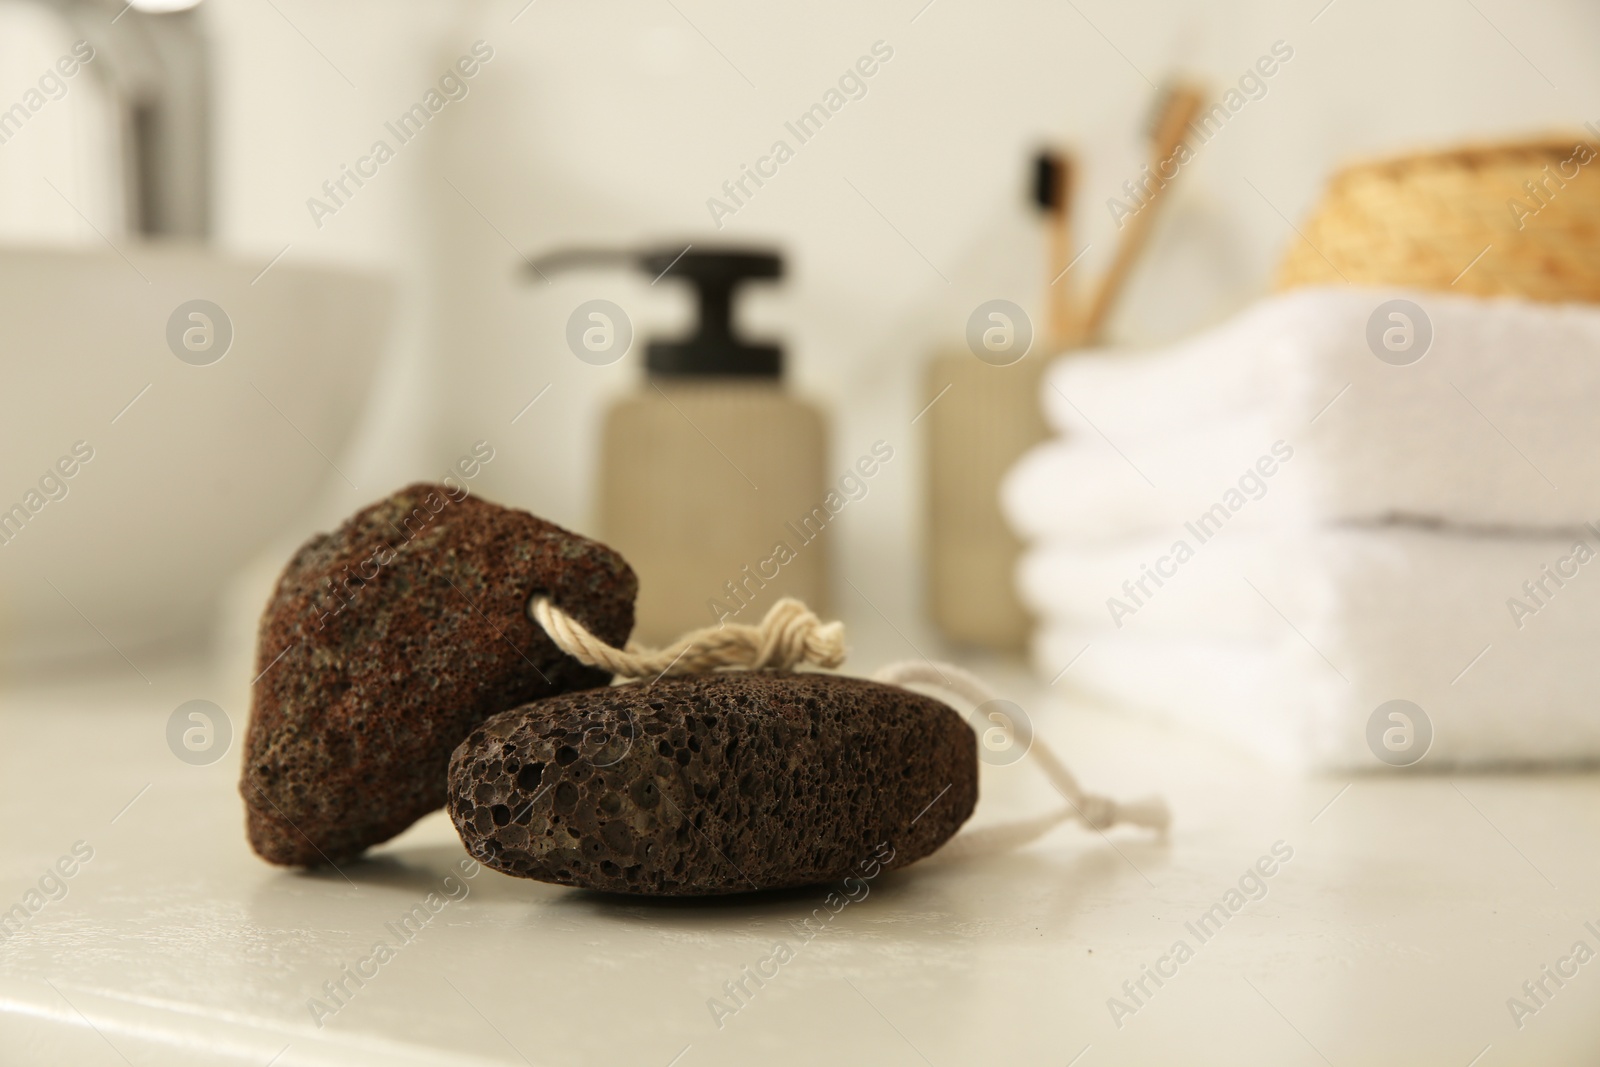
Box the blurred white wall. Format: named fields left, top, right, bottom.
left=0, top=0, right=121, bottom=239
left=6, top=0, right=1599, bottom=643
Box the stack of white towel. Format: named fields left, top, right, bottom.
left=1002, top=288, right=1600, bottom=769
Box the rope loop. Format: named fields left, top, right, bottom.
left=528, top=595, right=1168, bottom=839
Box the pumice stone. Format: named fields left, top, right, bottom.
left=241, top=483, right=636, bottom=867
left=447, top=672, right=978, bottom=895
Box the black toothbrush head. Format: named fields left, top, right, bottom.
left=1033, top=150, right=1064, bottom=211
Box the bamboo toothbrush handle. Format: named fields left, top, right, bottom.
left=1080, top=85, right=1204, bottom=344
left=1048, top=155, right=1076, bottom=345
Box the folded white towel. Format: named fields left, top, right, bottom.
left=1028, top=525, right=1600, bottom=769
left=1018, top=525, right=1592, bottom=639
left=1022, top=287, right=1600, bottom=534
left=1002, top=422, right=1288, bottom=543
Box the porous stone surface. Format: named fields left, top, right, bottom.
left=241, top=483, right=636, bottom=868
left=447, top=673, right=978, bottom=895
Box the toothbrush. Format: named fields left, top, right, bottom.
left=1033, top=149, right=1077, bottom=347
left=1080, top=81, right=1205, bottom=344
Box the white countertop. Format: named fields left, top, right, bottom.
left=4, top=649, right=1599, bottom=1066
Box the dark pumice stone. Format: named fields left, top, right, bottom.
left=241, top=483, right=636, bottom=867
left=447, top=673, right=978, bottom=895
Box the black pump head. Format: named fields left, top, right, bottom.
left=641, top=247, right=782, bottom=377
left=525, top=244, right=785, bottom=378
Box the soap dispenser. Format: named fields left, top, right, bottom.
left=531, top=246, right=828, bottom=644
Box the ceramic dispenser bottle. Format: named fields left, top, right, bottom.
left=540, top=246, right=828, bottom=644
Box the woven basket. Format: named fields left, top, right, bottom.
left=1276, top=136, right=1600, bottom=303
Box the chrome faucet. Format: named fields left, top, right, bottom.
left=37, top=0, right=210, bottom=239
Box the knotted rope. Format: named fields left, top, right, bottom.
left=529, top=595, right=845, bottom=681
left=529, top=595, right=1168, bottom=839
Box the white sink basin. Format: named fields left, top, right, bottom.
left=0, top=242, right=391, bottom=668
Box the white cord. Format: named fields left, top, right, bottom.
left=872, top=660, right=1171, bottom=841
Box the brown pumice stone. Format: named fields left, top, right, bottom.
left=241, top=483, right=636, bottom=868
left=447, top=673, right=978, bottom=895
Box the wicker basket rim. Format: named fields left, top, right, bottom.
left=1325, top=133, right=1600, bottom=184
